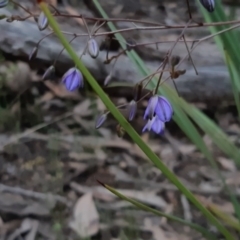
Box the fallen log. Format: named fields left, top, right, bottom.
left=0, top=8, right=233, bottom=104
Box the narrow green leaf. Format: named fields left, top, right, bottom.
left=102, top=183, right=218, bottom=240
left=224, top=49, right=240, bottom=119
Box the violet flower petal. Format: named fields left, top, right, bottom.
left=155, top=96, right=173, bottom=122
left=199, top=0, right=215, bottom=12
left=151, top=117, right=165, bottom=134
left=143, top=95, right=158, bottom=119
left=62, top=68, right=83, bottom=91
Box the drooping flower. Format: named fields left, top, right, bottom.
left=142, top=116, right=165, bottom=135
left=38, top=11, right=48, bottom=31
left=95, top=113, right=107, bottom=129
left=199, top=0, right=215, bottom=12
left=0, top=0, right=8, bottom=8
left=88, top=38, right=99, bottom=59
left=62, top=68, right=83, bottom=91
left=144, top=95, right=173, bottom=122
left=128, top=100, right=137, bottom=121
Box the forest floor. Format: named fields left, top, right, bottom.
left=0, top=0, right=240, bottom=240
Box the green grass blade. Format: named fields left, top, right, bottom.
left=101, top=183, right=218, bottom=240
left=224, top=49, right=240, bottom=119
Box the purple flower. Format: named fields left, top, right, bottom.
left=62, top=68, right=83, bottom=91
left=142, top=116, right=165, bottom=135
left=199, top=0, right=215, bottom=12
left=144, top=95, right=173, bottom=122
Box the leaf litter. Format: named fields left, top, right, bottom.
left=0, top=0, right=240, bottom=240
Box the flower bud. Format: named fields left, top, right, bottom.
left=88, top=38, right=99, bottom=59
left=104, top=74, right=112, bottom=86
left=0, top=0, right=8, bottom=8
left=62, top=67, right=84, bottom=91
left=95, top=113, right=107, bottom=129
left=199, top=0, right=215, bottom=12
left=42, top=65, right=55, bottom=81
left=29, top=46, right=38, bottom=60
left=38, top=11, right=48, bottom=31
left=128, top=100, right=137, bottom=121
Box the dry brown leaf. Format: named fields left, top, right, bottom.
left=65, top=6, right=84, bottom=26
left=96, top=98, right=106, bottom=112
left=73, top=99, right=92, bottom=116
left=226, top=172, right=240, bottom=186
left=68, top=162, right=88, bottom=173
left=144, top=218, right=167, bottom=240
left=178, top=144, right=196, bottom=155
left=37, top=92, right=54, bottom=104
left=70, top=136, right=132, bottom=149
left=217, top=157, right=236, bottom=172
left=25, top=219, right=39, bottom=240
left=44, top=81, right=81, bottom=100
left=7, top=218, right=35, bottom=240
left=111, top=4, right=124, bottom=15
left=108, top=166, right=133, bottom=182
left=70, top=182, right=115, bottom=202
left=228, top=124, right=240, bottom=134
left=48, top=0, right=57, bottom=6
left=0, top=220, right=21, bottom=237
left=69, top=193, right=99, bottom=238
left=94, top=148, right=107, bottom=161
left=69, top=152, right=96, bottom=161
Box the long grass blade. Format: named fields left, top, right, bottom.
left=100, top=182, right=218, bottom=240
